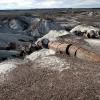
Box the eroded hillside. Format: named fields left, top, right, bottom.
left=0, top=9, right=100, bottom=100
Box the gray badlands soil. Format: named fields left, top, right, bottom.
left=0, top=53, right=100, bottom=100
left=0, top=9, right=100, bottom=100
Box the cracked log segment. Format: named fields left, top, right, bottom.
left=36, top=38, right=100, bottom=62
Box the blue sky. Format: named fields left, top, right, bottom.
left=0, top=0, right=99, bottom=9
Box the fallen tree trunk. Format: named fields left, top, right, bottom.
left=36, top=38, right=100, bottom=62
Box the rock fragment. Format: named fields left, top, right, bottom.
left=70, top=25, right=100, bottom=38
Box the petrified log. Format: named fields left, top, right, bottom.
left=36, top=38, right=100, bottom=62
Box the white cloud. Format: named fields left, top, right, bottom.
left=0, top=0, right=35, bottom=9
left=34, top=0, right=63, bottom=8
left=0, top=0, right=99, bottom=9
left=72, top=0, right=100, bottom=7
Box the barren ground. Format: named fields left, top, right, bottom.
left=0, top=9, right=100, bottom=100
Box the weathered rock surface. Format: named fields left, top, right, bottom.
left=0, top=9, right=100, bottom=100
left=0, top=16, right=65, bottom=61
left=55, top=17, right=80, bottom=31
left=9, top=19, right=25, bottom=31
left=37, top=30, right=70, bottom=42
left=70, top=25, right=100, bottom=38
left=31, top=19, right=62, bottom=38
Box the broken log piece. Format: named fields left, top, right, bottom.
left=48, top=42, right=70, bottom=54
left=74, top=47, right=100, bottom=62
left=36, top=38, right=100, bottom=62
left=68, top=45, right=100, bottom=61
